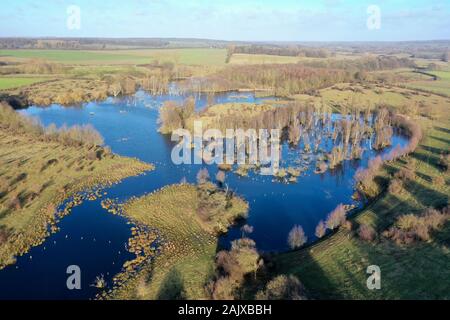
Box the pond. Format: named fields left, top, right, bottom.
left=0, top=90, right=408, bottom=299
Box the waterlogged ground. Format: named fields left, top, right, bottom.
left=0, top=90, right=407, bottom=299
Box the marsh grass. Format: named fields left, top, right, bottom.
left=0, top=108, right=153, bottom=268
left=107, top=183, right=248, bottom=300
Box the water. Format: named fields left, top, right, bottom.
left=0, top=90, right=407, bottom=299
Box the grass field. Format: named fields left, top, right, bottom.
left=0, top=127, right=152, bottom=268
left=274, top=112, right=450, bottom=299
left=229, top=53, right=304, bottom=65
left=229, top=53, right=363, bottom=65
left=405, top=70, right=450, bottom=96
left=0, top=48, right=227, bottom=66
left=292, top=83, right=450, bottom=117
left=0, top=77, right=49, bottom=90
left=108, top=183, right=248, bottom=300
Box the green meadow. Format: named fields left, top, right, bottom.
left=0, top=48, right=227, bottom=66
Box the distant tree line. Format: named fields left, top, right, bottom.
left=228, top=45, right=332, bottom=58
left=301, top=55, right=416, bottom=72
left=0, top=102, right=105, bottom=149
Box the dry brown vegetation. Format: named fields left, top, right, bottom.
left=255, top=275, right=307, bottom=300
left=383, top=206, right=449, bottom=245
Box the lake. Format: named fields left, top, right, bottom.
left=0, top=90, right=407, bottom=299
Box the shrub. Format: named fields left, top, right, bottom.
left=287, top=225, right=307, bottom=249
left=209, top=237, right=261, bottom=300
left=343, top=220, right=353, bottom=232
left=315, top=220, right=326, bottom=238
left=326, top=204, right=347, bottom=230
left=395, top=168, right=415, bottom=181
left=388, top=178, right=403, bottom=195
left=255, top=275, right=307, bottom=300
left=208, top=277, right=237, bottom=300
left=9, top=195, right=22, bottom=211
left=241, top=224, right=254, bottom=236
left=358, top=224, right=377, bottom=242
left=196, top=168, right=210, bottom=185
left=433, top=176, right=445, bottom=186
left=0, top=227, right=10, bottom=245
left=384, top=207, right=449, bottom=244
left=438, top=154, right=449, bottom=172
left=216, top=170, right=226, bottom=185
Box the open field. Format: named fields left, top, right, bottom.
left=108, top=183, right=248, bottom=300
left=0, top=77, right=50, bottom=90
left=292, top=83, right=450, bottom=117
left=404, top=70, right=450, bottom=96
left=274, top=109, right=450, bottom=299
left=228, top=53, right=363, bottom=65
left=0, top=118, right=153, bottom=268
left=0, top=48, right=227, bottom=66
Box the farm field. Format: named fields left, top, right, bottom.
left=0, top=48, right=227, bottom=66
left=404, top=70, right=450, bottom=96
left=0, top=77, right=50, bottom=90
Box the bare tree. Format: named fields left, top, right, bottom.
left=287, top=225, right=307, bottom=249
left=326, top=204, right=347, bottom=230
left=315, top=220, right=326, bottom=238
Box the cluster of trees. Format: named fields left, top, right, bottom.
left=0, top=38, right=169, bottom=50
left=302, top=56, right=415, bottom=73
left=358, top=224, right=377, bottom=242
left=158, top=97, right=195, bottom=134
left=228, top=45, right=331, bottom=58
left=205, top=64, right=351, bottom=96
left=383, top=206, right=449, bottom=245
left=313, top=204, right=349, bottom=240
left=355, top=114, right=423, bottom=198
left=255, top=275, right=307, bottom=300
left=373, top=108, right=393, bottom=150
left=207, top=234, right=308, bottom=300
left=0, top=102, right=104, bottom=148
left=206, top=238, right=261, bottom=300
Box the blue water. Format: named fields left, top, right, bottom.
left=0, top=90, right=407, bottom=299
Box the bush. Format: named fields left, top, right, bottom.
left=358, top=224, right=377, bottom=242
left=287, top=225, right=307, bottom=249
left=209, top=237, right=261, bottom=300
left=388, top=178, right=403, bottom=195
left=0, top=227, right=10, bottom=245
left=255, top=275, right=307, bottom=300
left=216, top=170, right=226, bottom=185
left=384, top=207, right=449, bottom=244
left=438, top=154, right=449, bottom=172
left=315, top=220, right=326, bottom=238
left=433, top=176, right=445, bottom=186
left=197, top=168, right=210, bottom=185
left=395, top=168, right=415, bottom=181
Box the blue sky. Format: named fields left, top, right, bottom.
left=0, top=0, right=449, bottom=41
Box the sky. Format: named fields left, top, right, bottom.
left=0, top=0, right=449, bottom=41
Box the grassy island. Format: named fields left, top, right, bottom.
left=106, top=182, right=249, bottom=300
